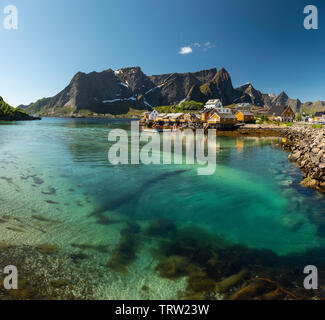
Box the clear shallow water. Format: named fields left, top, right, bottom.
left=1, top=118, right=325, bottom=299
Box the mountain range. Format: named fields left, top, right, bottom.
left=22, top=66, right=324, bottom=116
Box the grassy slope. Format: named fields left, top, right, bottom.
left=0, top=97, right=32, bottom=120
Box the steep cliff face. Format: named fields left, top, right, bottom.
left=145, top=68, right=217, bottom=106
left=236, top=83, right=273, bottom=107
left=25, top=67, right=217, bottom=115
left=199, top=68, right=243, bottom=105
left=271, top=91, right=301, bottom=112
left=25, top=65, right=312, bottom=115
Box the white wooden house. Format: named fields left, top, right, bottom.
left=148, top=109, right=159, bottom=120
left=204, top=99, right=223, bottom=109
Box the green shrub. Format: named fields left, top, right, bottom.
left=155, top=101, right=203, bottom=113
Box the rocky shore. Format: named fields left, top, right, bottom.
left=215, top=124, right=286, bottom=137
left=283, top=126, right=325, bottom=192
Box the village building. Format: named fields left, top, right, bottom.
left=215, top=107, right=232, bottom=114
left=234, top=103, right=253, bottom=112
left=235, top=110, right=255, bottom=123
left=201, top=107, right=233, bottom=123
left=141, top=112, right=149, bottom=121
left=154, top=113, right=168, bottom=122
left=314, top=112, right=325, bottom=121
left=207, top=110, right=237, bottom=128
left=200, top=108, right=216, bottom=122
left=204, top=99, right=223, bottom=109
left=168, top=113, right=184, bottom=122
left=183, top=113, right=200, bottom=123
left=148, top=109, right=159, bottom=120
left=267, top=105, right=295, bottom=123
left=251, top=106, right=268, bottom=115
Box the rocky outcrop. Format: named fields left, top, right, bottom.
left=199, top=68, right=252, bottom=105
left=272, top=91, right=301, bottom=112
left=235, top=83, right=273, bottom=108
left=284, top=126, right=325, bottom=192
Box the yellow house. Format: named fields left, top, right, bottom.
left=155, top=113, right=168, bottom=122
left=141, top=112, right=149, bottom=121
left=201, top=109, right=216, bottom=122
left=207, top=111, right=237, bottom=125
left=169, top=113, right=184, bottom=122
left=183, top=113, right=200, bottom=123
left=235, top=111, right=255, bottom=123
left=314, top=112, right=325, bottom=121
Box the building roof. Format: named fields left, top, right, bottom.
left=169, top=113, right=184, bottom=119
left=236, top=111, right=254, bottom=116
left=212, top=111, right=237, bottom=119
left=206, top=99, right=222, bottom=104
left=235, top=103, right=252, bottom=108
left=200, top=108, right=215, bottom=114
left=267, top=105, right=292, bottom=117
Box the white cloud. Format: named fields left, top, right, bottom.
left=178, top=46, right=193, bottom=55
left=204, top=42, right=216, bottom=49
left=178, top=42, right=215, bottom=55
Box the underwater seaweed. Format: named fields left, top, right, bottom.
left=107, top=222, right=142, bottom=273
left=145, top=218, right=177, bottom=236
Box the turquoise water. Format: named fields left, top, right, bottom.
left=1, top=118, right=325, bottom=299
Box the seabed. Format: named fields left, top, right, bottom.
left=1, top=118, right=325, bottom=300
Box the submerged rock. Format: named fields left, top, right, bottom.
left=36, top=244, right=60, bottom=254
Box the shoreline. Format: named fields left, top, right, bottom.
left=281, top=126, right=325, bottom=192
left=214, top=124, right=286, bottom=137
left=0, top=116, right=41, bottom=122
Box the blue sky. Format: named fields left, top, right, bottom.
left=0, top=0, right=324, bottom=106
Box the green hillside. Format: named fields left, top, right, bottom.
left=0, top=96, right=33, bottom=120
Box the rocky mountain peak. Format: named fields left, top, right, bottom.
left=23, top=65, right=312, bottom=116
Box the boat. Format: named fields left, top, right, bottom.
left=142, top=128, right=173, bottom=133
left=142, top=128, right=162, bottom=133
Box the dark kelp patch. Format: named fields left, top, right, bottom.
left=148, top=223, right=322, bottom=300
left=107, top=223, right=141, bottom=274
left=31, top=215, right=61, bottom=224
left=36, top=244, right=60, bottom=255
left=145, top=218, right=177, bottom=237
left=91, top=170, right=187, bottom=217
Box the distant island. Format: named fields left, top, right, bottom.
left=0, top=96, right=38, bottom=121
left=21, top=66, right=325, bottom=118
